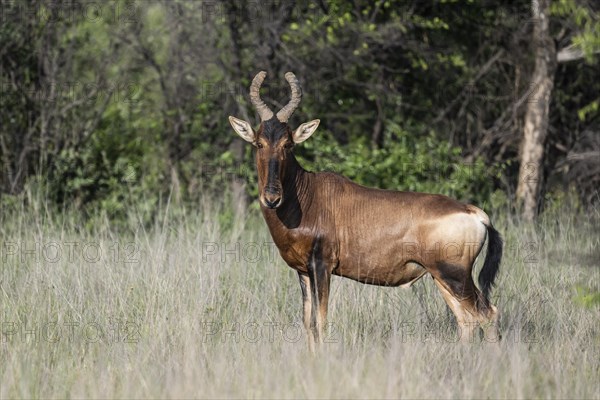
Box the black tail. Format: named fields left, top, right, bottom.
left=478, top=225, right=503, bottom=300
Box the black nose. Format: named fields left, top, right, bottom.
left=265, top=198, right=281, bottom=209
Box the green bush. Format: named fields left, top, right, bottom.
left=296, top=121, right=495, bottom=207
left=47, top=109, right=164, bottom=223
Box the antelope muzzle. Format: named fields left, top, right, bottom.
left=261, top=158, right=283, bottom=209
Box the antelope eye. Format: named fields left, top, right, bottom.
left=256, top=142, right=264, bottom=149
left=284, top=142, right=294, bottom=149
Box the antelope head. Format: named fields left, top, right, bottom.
left=229, top=71, right=320, bottom=209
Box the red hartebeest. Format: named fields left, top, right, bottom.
left=229, top=71, right=502, bottom=351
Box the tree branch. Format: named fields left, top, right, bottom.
left=557, top=44, right=600, bottom=63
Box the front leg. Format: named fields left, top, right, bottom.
left=298, top=262, right=332, bottom=352
left=307, top=241, right=332, bottom=348
left=298, top=272, right=315, bottom=353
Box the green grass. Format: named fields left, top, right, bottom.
left=1, top=198, right=599, bottom=399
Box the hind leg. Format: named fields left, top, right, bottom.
left=432, top=278, right=479, bottom=342
left=433, top=265, right=500, bottom=343
left=479, top=301, right=500, bottom=343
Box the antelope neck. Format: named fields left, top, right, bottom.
left=284, top=155, right=313, bottom=206
left=261, top=154, right=314, bottom=222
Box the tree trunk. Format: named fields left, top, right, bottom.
left=516, top=0, right=557, bottom=221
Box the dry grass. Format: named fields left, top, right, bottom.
left=1, top=199, right=599, bottom=399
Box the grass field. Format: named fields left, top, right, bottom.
left=1, top=198, right=599, bottom=399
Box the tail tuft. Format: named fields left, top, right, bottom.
left=478, top=225, right=503, bottom=300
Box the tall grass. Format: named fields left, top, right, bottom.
left=1, top=195, right=598, bottom=399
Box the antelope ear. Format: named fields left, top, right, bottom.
left=292, top=119, right=320, bottom=144
left=229, top=116, right=255, bottom=143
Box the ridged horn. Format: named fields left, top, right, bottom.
left=276, top=72, right=302, bottom=123
left=249, top=71, right=274, bottom=121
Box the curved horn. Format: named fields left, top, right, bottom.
left=249, top=71, right=274, bottom=121
left=276, top=72, right=302, bottom=123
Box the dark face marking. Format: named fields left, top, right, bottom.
left=261, top=117, right=289, bottom=143
left=266, top=158, right=280, bottom=194
left=255, top=118, right=294, bottom=209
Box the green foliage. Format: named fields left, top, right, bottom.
left=2, top=0, right=598, bottom=221
left=297, top=121, right=494, bottom=206
left=552, top=0, right=600, bottom=63
left=577, top=99, right=599, bottom=121
left=49, top=107, right=164, bottom=222
left=573, top=285, right=600, bottom=308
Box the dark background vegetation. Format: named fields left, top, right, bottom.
left=1, top=0, right=598, bottom=222
left=1, top=4, right=599, bottom=397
